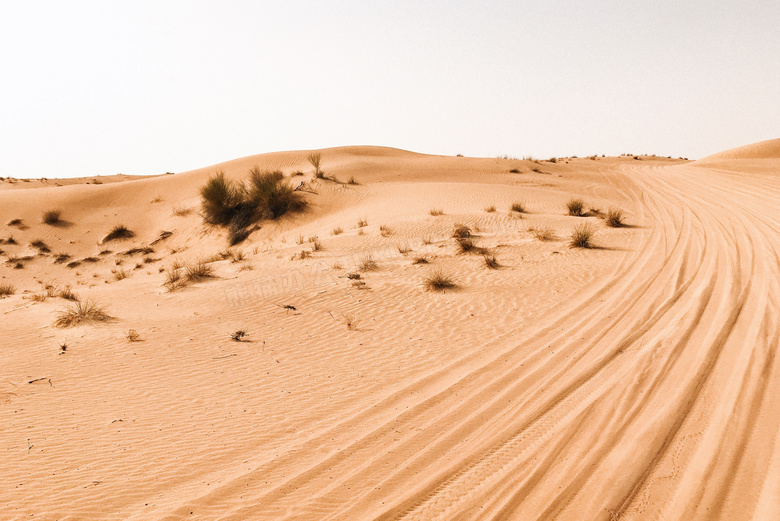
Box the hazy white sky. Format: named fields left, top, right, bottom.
left=1, top=1, right=778, bottom=178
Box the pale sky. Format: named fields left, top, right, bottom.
left=1, top=1, right=778, bottom=178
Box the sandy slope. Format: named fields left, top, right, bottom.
left=1, top=144, right=778, bottom=520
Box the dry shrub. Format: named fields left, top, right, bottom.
left=606, top=208, right=626, bottom=227
left=424, top=269, right=457, bottom=292
left=566, top=198, right=585, bottom=216
left=570, top=224, right=596, bottom=248
left=103, top=225, right=135, bottom=242
left=54, top=300, right=112, bottom=328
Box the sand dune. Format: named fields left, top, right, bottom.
left=1, top=144, right=778, bottom=520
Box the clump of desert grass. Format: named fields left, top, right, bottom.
left=379, top=225, right=392, bottom=237
left=429, top=208, right=444, bottom=216
left=356, top=218, right=368, bottom=228
left=31, top=239, right=51, bottom=253
left=456, top=237, right=487, bottom=255
left=103, top=224, right=135, bottom=242
left=529, top=226, right=557, bottom=241
left=347, top=177, right=359, bottom=185
left=310, top=237, right=323, bottom=251
left=570, top=224, right=596, bottom=248
left=172, top=204, right=192, bottom=216
left=358, top=254, right=378, bottom=272
left=331, top=226, right=343, bottom=236
left=184, top=260, right=215, bottom=281
left=423, top=269, right=457, bottom=292
left=397, top=243, right=411, bottom=254
left=54, top=300, right=112, bottom=328
left=59, top=286, right=79, bottom=301
left=42, top=210, right=62, bottom=225
left=127, top=329, right=142, bottom=342
left=484, top=205, right=496, bottom=213
left=54, top=253, right=72, bottom=264
left=412, top=256, right=429, bottom=265
left=510, top=202, right=526, bottom=213
left=566, top=198, right=585, bottom=217
left=112, top=268, right=129, bottom=281
left=452, top=224, right=472, bottom=239
left=483, top=252, right=500, bottom=269
left=606, top=208, right=626, bottom=228
left=0, top=283, right=15, bottom=297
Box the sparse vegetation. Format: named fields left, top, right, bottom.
left=184, top=260, right=215, bottom=281
left=412, top=256, right=429, bottom=265
left=429, top=208, right=444, bottom=216
left=484, top=205, right=496, bottom=213
left=112, top=268, right=129, bottom=281
left=424, top=269, right=457, bottom=292
left=7, top=219, right=24, bottom=228
left=509, top=168, right=521, bottom=173
left=606, top=208, right=626, bottom=228
left=456, top=237, right=486, bottom=255
left=379, top=225, right=392, bottom=237
left=510, top=202, right=526, bottom=213
left=343, top=314, right=358, bottom=331
left=346, top=272, right=361, bottom=280
left=163, top=267, right=185, bottom=292
left=356, top=218, right=368, bottom=228
left=200, top=172, right=244, bottom=226
left=347, top=176, right=359, bottom=185
left=59, top=286, right=79, bottom=301
left=0, top=283, right=15, bottom=297
left=570, top=223, right=596, bottom=248
left=331, top=226, right=343, bottom=236
left=42, top=210, right=62, bottom=225
left=247, top=168, right=306, bottom=220
left=103, top=224, right=135, bottom=242
left=127, top=329, right=142, bottom=342
left=172, top=205, right=192, bottom=216
left=54, top=300, right=112, bottom=328
left=566, top=198, right=585, bottom=217
left=54, top=253, right=72, bottom=263
left=397, top=243, right=411, bottom=254
left=311, top=237, right=323, bottom=251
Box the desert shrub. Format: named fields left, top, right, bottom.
left=172, top=205, right=192, bottom=216
left=606, top=208, right=626, bottom=228
left=42, top=210, right=62, bottom=225
left=163, top=267, right=185, bottom=292
left=0, top=283, right=15, bottom=297
left=397, top=243, right=411, bottom=254
left=412, top=256, right=429, bottom=264
left=200, top=171, right=245, bottom=226
left=566, top=198, right=585, bottom=217
left=228, top=224, right=252, bottom=245
left=379, top=225, right=391, bottom=237
left=484, top=205, right=496, bottom=213
left=54, top=253, right=72, bottom=263
left=54, top=299, right=112, bottom=328
left=332, top=226, right=343, bottom=235
left=8, top=219, right=24, bottom=228
left=347, top=177, right=359, bottom=185
left=424, top=269, right=457, bottom=292
left=570, top=224, right=596, bottom=248
left=311, top=237, right=323, bottom=251
left=509, top=168, right=521, bottom=173
left=66, top=260, right=81, bottom=268
left=356, top=218, right=368, bottom=228
left=452, top=224, right=472, bottom=238
left=103, top=225, right=135, bottom=242
left=457, top=237, right=486, bottom=254
left=346, top=272, right=361, bottom=280
left=127, top=329, right=142, bottom=342
left=230, top=330, right=248, bottom=341
left=429, top=208, right=444, bottom=216
left=247, top=169, right=306, bottom=220
left=112, top=268, right=129, bottom=281
left=510, top=202, right=526, bottom=213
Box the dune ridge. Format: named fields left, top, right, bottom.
left=1, top=144, right=778, bottom=520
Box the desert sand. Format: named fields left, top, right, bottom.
left=1, top=140, right=779, bottom=520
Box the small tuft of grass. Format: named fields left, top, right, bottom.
left=566, top=198, right=585, bottom=217
left=484, top=205, right=496, bottom=213
left=184, top=260, right=215, bottom=281
left=59, top=286, right=79, bottom=301
left=227, top=249, right=246, bottom=263
left=127, top=329, right=142, bottom=342
left=343, top=314, right=358, bottom=331
left=311, top=237, right=323, bottom=251
left=397, top=243, right=411, bottom=254
left=509, top=168, right=521, bottom=173
left=424, top=269, right=457, bottom=292
left=412, top=256, right=429, bottom=265
left=452, top=224, right=472, bottom=238
left=230, top=330, right=248, bottom=342
left=163, top=267, right=185, bottom=292
left=483, top=253, right=500, bottom=269
left=54, top=299, right=112, bottom=328
left=510, top=202, right=526, bottom=213
left=31, top=240, right=51, bottom=253
left=429, top=208, right=444, bottom=216
left=172, top=205, right=192, bottom=216
left=456, top=237, right=486, bottom=254
left=112, top=268, right=129, bottom=281
left=8, top=219, right=24, bottom=228
left=570, top=223, right=596, bottom=248
left=347, top=177, right=359, bottom=185
left=346, top=272, right=361, bottom=280
left=42, top=210, right=62, bottom=225
left=606, top=208, right=626, bottom=228
left=53, top=253, right=72, bottom=263
left=379, top=225, right=392, bottom=237
left=296, top=234, right=305, bottom=245
left=529, top=226, right=556, bottom=241
left=356, top=218, right=368, bottom=228
left=308, top=152, right=323, bottom=178
left=0, top=283, right=15, bottom=297
left=358, top=254, right=378, bottom=272
left=331, top=226, right=343, bottom=236
left=103, top=225, right=135, bottom=242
